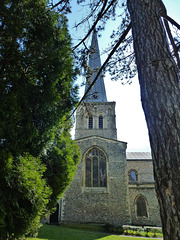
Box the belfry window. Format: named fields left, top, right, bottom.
left=89, top=116, right=93, bottom=129
left=136, top=196, right=148, bottom=217
left=99, top=116, right=103, bottom=129
left=85, top=148, right=107, bottom=187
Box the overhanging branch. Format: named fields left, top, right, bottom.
left=74, top=0, right=102, bottom=28
left=51, top=0, right=67, bottom=10
left=163, top=19, right=180, bottom=68
left=162, top=15, right=180, bottom=30
left=73, top=0, right=117, bottom=50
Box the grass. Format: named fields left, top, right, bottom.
left=29, top=224, right=163, bottom=240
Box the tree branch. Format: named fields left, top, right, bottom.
left=161, top=14, right=180, bottom=30
left=74, top=0, right=101, bottom=28
left=51, top=0, right=69, bottom=10
left=163, top=19, right=180, bottom=68
left=68, top=22, right=132, bottom=120
left=73, top=0, right=117, bottom=50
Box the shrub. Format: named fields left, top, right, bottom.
left=115, top=227, right=124, bottom=234
left=104, top=223, right=114, bottom=233
left=104, top=223, right=124, bottom=234
left=122, top=225, right=163, bottom=238
left=148, top=232, right=155, bottom=238
left=133, top=231, right=141, bottom=236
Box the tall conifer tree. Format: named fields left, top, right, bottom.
left=0, top=1, right=80, bottom=238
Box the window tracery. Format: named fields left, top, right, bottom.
left=85, top=147, right=107, bottom=187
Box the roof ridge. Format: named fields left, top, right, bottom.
left=126, top=152, right=152, bottom=160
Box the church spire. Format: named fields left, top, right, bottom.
left=84, top=30, right=107, bottom=102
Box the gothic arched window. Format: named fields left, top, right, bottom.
left=89, top=116, right=93, bottom=129
left=99, top=116, right=103, bottom=129
left=136, top=196, right=148, bottom=217
left=85, top=148, right=107, bottom=187
left=128, top=170, right=138, bottom=182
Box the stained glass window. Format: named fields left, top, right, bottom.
left=85, top=148, right=107, bottom=187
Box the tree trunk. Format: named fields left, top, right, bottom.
left=127, top=0, right=180, bottom=239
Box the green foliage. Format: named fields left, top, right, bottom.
left=0, top=0, right=78, bottom=157
left=0, top=0, right=80, bottom=238
left=122, top=225, right=163, bottom=238
left=41, top=123, right=81, bottom=210
left=104, top=223, right=124, bottom=235
left=0, top=154, right=51, bottom=239
left=104, top=223, right=115, bottom=233
left=103, top=223, right=162, bottom=237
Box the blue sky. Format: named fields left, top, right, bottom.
left=67, top=0, right=180, bottom=152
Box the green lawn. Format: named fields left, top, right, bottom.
left=30, top=224, right=162, bottom=240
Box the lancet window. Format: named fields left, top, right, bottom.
left=88, top=116, right=93, bottom=129
left=128, top=170, right=138, bottom=182
left=99, top=115, right=103, bottom=129
left=136, top=196, right=148, bottom=217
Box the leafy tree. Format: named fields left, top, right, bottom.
left=41, top=122, right=80, bottom=210
left=0, top=153, right=51, bottom=239
left=0, top=0, right=80, bottom=238
left=1, top=0, right=78, bottom=157
left=51, top=0, right=180, bottom=239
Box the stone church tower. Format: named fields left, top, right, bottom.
left=54, top=31, right=161, bottom=227
left=60, top=31, right=131, bottom=225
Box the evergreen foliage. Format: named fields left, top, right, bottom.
left=41, top=123, right=80, bottom=210
left=0, top=0, right=80, bottom=238
left=0, top=154, right=51, bottom=238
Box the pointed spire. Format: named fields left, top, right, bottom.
left=84, top=30, right=107, bottom=102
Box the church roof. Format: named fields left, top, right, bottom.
left=75, top=135, right=127, bottom=144
left=84, top=30, right=107, bottom=102
left=126, top=152, right=152, bottom=160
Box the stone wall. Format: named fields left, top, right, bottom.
left=127, top=160, right=161, bottom=226
left=127, top=160, right=154, bottom=182
left=61, top=136, right=131, bottom=226
left=75, top=102, right=117, bottom=140
left=60, top=96, right=161, bottom=227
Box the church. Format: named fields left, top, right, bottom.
left=50, top=31, right=161, bottom=227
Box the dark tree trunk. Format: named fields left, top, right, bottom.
left=127, top=0, right=180, bottom=239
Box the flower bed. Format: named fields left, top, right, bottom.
left=122, top=225, right=163, bottom=238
